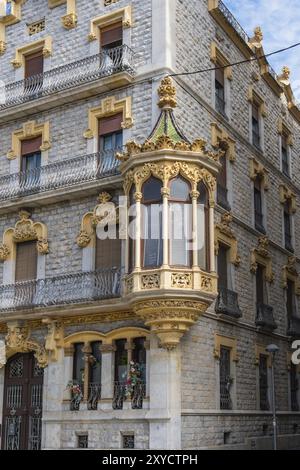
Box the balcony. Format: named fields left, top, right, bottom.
left=256, top=303, right=277, bottom=331
left=208, top=0, right=252, bottom=59
left=0, top=149, right=121, bottom=205
left=215, top=287, right=242, bottom=318
left=287, top=315, right=300, bottom=338
left=0, top=46, right=135, bottom=120
left=0, top=268, right=121, bottom=313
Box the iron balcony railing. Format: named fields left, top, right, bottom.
left=112, top=381, right=146, bottom=410
left=287, top=315, right=300, bottom=338
left=215, top=287, right=242, bottom=318
left=256, top=303, right=277, bottom=331
left=0, top=148, right=122, bottom=202
left=217, top=1, right=249, bottom=44
left=0, top=268, right=121, bottom=312
left=1, top=45, right=135, bottom=109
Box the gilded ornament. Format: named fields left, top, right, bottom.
left=171, top=273, right=192, bottom=289
left=76, top=230, right=92, bottom=248
left=37, top=238, right=49, bottom=255
left=158, top=76, right=177, bottom=109
left=141, top=274, right=160, bottom=290
left=0, top=41, right=7, bottom=55
left=61, top=13, right=78, bottom=30
left=0, top=244, right=10, bottom=261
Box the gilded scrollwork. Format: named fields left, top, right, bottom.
left=0, top=211, right=49, bottom=262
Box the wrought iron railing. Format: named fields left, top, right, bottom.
left=0, top=268, right=121, bottom=312
left=256, top=303, right=277, bottom=331
left=87, top=383, right=102, bottom=411
left=287, top=315, right=300, bottom=338
left=0, top=149, right=122, bottom=202
left=215, top=287, right=242, bottom=318
left=217, top=1, right=249, bottom=44
left=1, top=45, right=135, bottom=109
left=112, top=381, right=146, bottom=410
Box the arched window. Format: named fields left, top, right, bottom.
left=141, top=177, right=163, bottom=268
left=169, top=176, right=192, bottom=267
left=197, top=181, right=209, bottom=271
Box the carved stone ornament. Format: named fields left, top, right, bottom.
left=171, top=273, right=192, bottom=289
left=43, top=319, right=64, bottom=362
left=76, top=230, right=92, bottom=248
left=250, top=236, right=274, bottom=283
left=215, top=212, right=241, bottom=267
left=3, top=323, right=48, bottom=369
left=249, top=26, right=263, bottom=49
left=61, top=13, right=78, bottom=29
left=134, top=299, right=208, bottom=350
left=37, top=238, right=49, bottom=255
left=13, top=210, right=38, bottom=241
left=0, top=41, right=7, bottom=55
left=158, top=76, right=177, bottom=109
left=141, top=274, right=160, bottom=290
left=0, top=244, right=10, bottom=261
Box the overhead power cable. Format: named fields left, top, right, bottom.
left=168, top=41, right=300, bottom=78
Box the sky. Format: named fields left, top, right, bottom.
left=224, top=0, right=300, bottom=101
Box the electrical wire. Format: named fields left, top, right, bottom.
left=168, top=41, right=300, bottom=78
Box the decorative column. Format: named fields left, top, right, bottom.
left=161, top=187, right=170, bottom=268
left=100, top=343, right=115, bottom=406
left=191, top=189, right=200, bottom=269
left=147, top=333, right=181, bottom=449
left=42, top=348, right=64, bottom=450
left=82, top=342, right=92, bottom=404
left=134, top=191, right=142, bottom=270
left=62, top=346, right=74, bottom=401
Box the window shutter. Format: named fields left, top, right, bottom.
left=100, top=22, right=123, bottom=47
left=15, top=241, right=38, bottom=282
left=25, top=52, right=44, bottom=79
left=215, top=66, right=225, bottom=86
left=98, top=113, right=123, bottom=136
left=21, top=136, right=42, bottom=156
left=95, top=232, right=121, bottom=270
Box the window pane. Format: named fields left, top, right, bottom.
left=142, top=205, right=163, bottom=268
left=170, top=177, right=190, bottom=201
left=73, top=343, right=85, bottom=384
left=15, top=241, right=37, bottom=282
left=169, top=203, right=192, bottom=266
left=218, top=244, right=228, bottom=289
left=114, top=339, right=127, bottom=382
left=90, top=341, right=102, bottom=384
left=142, top=177, right=162, bottom=202
left=132, top=337, right=146, bottom=382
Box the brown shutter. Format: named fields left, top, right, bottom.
left=21, top=136, right=42, bottom=156
left=99, top=113, right=123, bottom=136
left=15, top=241, right=38, bottom=282
left=25, top=52, right=44, bottom=79
left=100, top=22, right=123, bottom=47
left=95, top=233, right=121, bottom=270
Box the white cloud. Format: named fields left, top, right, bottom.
left=224, top=0, right=300, bottom=101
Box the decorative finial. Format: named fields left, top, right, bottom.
left=254, top=26, right=263, bottom=42
left=97, top=192, right=112, bottom=204
left=158, top=76, right=177, bottom=109
left=278, top=66, right=291, bottom=86
left=18, top=210, right=31, bottom=220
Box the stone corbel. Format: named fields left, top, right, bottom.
left=3, top=322, right=48, bottom=369
left=43, top=319, right=64, bottom=362
left=211, top=123, right=236, bottom=162
left=249, top=158, right=269, bottom=190
left=279, top=184, right=297, bottom=213
left=250, top=236, right=274, bottom=283
left=133, top=299, right=208, bottom=350
left=215, top=212, right=241, bottom=267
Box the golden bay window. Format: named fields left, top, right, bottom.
left=169, top=176, right=192, bottom=267
left=141, top=177, right=163, bottom=269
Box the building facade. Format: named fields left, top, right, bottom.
left=0, top=0, right=299, bottom=450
